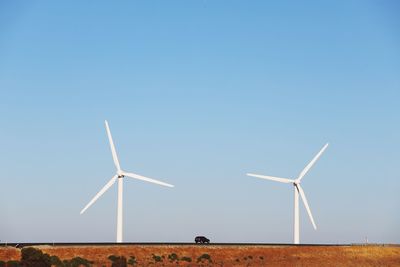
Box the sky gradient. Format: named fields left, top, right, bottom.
left=0, top=1, right=399, bottom=244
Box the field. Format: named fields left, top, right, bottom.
left=1, top=243, right=400, bottom=266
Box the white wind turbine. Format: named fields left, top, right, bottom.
left=247, top=143, right=328, bottom=244
left=80, top=120, right=174, bottom=243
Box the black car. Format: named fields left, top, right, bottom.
left=195, top=236, right=210, bottom=244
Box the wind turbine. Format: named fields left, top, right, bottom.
left=247, top=143, right=328, bottom=244
left=80, top=120, right=174, bottom=243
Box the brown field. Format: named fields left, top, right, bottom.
left=1, top=244, right=400, bottom=266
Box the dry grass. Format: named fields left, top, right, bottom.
left=1, top=244, right=399, bottom=266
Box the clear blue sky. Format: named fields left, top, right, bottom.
left=0, top=1, right=399, bottom=244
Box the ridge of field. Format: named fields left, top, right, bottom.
left=1, top=243, right=399, bottom=266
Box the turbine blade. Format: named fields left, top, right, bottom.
left=105, top=120, right=121, bottom=171
left=123, top=172, right=174, bottom=188
left=296, top=143, right=329, bottom=182
left=247, top=173, right=294, bottom=184
left=297, top=184, right=317, bottom=230
left=80, top=175, right=118, bottom=214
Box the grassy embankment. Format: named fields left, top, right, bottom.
left=1, top=244, right=399, bottom=266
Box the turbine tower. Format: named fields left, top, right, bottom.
left=247, top=143, right=328, bottom=244
left=80, top=120, right=174, bottom=243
